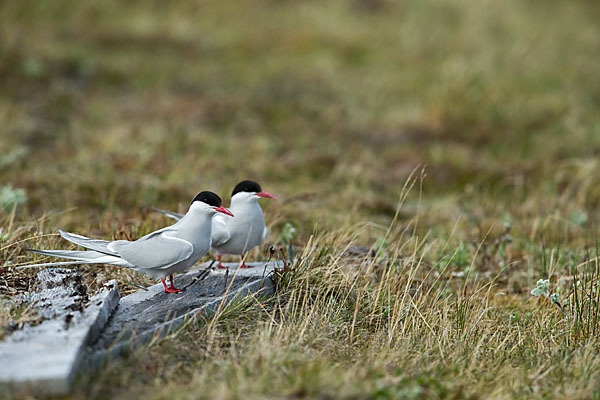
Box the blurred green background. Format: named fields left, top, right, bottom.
left=1, top=0, right=600, bottom=237
left=3, top=1, right=600, bottom=398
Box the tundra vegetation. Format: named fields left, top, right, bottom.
left=1, top=0, right=600, bottom=398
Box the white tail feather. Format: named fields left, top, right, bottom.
left=26, top=249, right=132, bottom=268
left=16, top=260, right=94, bottom=270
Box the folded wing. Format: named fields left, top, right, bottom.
left=107, top=231, right=193, bottom=270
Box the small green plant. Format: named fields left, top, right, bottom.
left=21, top=58, right=45, bottom=78
left=0, top=228, right=9, bottom=244
left=281, top=222, right=298, bottom=260
left=502, top=213, right=512, bottom=231
left=0, top=185, right=26, bottom=213
left=531, top=279, right=550, bottom=297
left=372, top=238, right=388, bottom=262
left=281, top=222, right=297, bottom=244
left=531, top=278, right=566, bottom=309
left=452, top=242, right=470, bottom=268
left=0, top=146, right=28, bottom=169
left=433, top=241, right=472, bottom=272
left=569, top=210, right=588, bottom=227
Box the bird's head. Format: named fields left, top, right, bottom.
left=231, top=180, right=276, bottom=202
left=190, top=191, right=234, bottom=217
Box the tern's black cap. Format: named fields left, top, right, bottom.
left=191, top=191, right=222, bottom=207
left=231, top=180, right=262, bottom=197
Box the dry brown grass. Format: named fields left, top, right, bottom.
left=62, top=177, right=600, bottom=399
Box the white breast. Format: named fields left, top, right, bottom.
left=211, top=201, right=266, bottom=256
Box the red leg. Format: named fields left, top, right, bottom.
left=169, top=274, right=183, bottom=292
left=240, top=254, right=253, bottom=268
left=217, top=254, right=228, bottom=269
left=161, top=278, right=181, bottom=294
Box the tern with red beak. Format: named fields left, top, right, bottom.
left=153, top=180, right=275, bottom=269
left=27, top=191, right=233, bottom=293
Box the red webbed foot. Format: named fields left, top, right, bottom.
left=162, top=277, right=183, bottom=293
left=217, top=254, right=228, bottom=269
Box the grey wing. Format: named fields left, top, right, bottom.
left=211, top=215, right=230, bottom=247
left=107, top=231, right=193, bottom=270
left=150, top=207, right=184, bottom=221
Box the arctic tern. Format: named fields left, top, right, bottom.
left=27, top=191, right=233, bottom=293
left=152, top=180, right=275, bottom=269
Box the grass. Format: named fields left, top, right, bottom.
left=2, top=0, right=600, bottom=398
